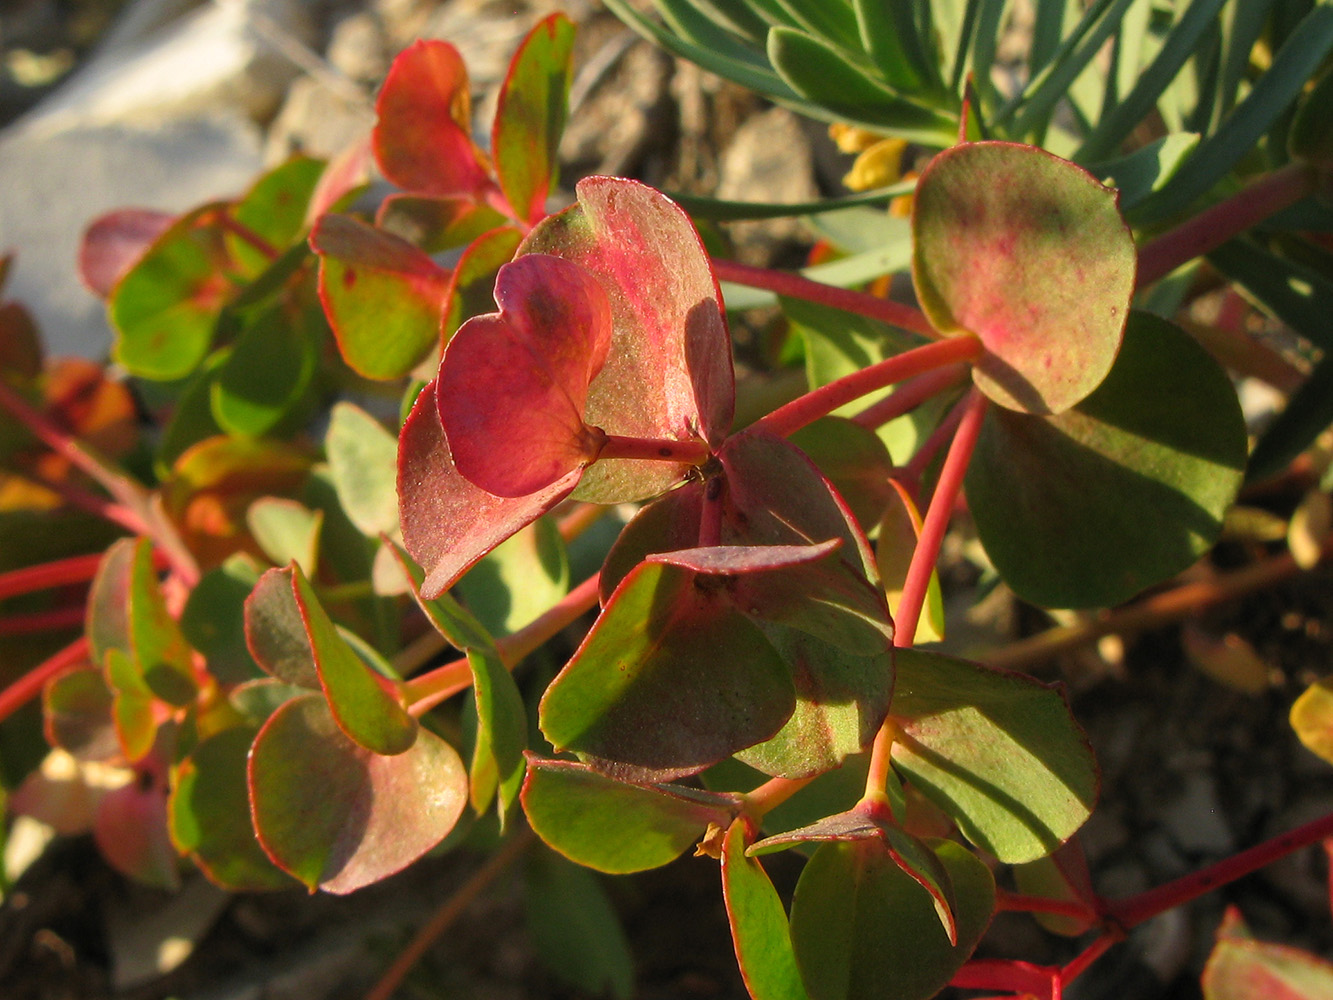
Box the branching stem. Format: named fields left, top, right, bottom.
left=850, top=364, right=969, bottom=431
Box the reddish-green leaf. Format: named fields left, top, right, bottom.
left=520, top=176, right=734, bottom=500
left=890, top=650, right=1098, bottom=864
left=244, top=566, right=318, bottom=688
left=289, top=565, right=416, bottom=756
left=228, top=155, right=325, bottom=274
left=79, top=209, right=174, bottom=299
left=493, top=13, right=576, bottom=225
left=789, top=839, right=994, bottom=1000
left=248, top=694, right=467, bottom=894
left=398, top=379, right=582, bottom=598
left=95, top=747, right=180, bottom=890
left=311, top=213, right=451, bottom=380
left=722, top=819, right=812, bottom=1000
left=912, top=141, right=1135, bottom=415
left=373, top=40, right=493, bottom=199
left=439, top=254, right=612, bottom=497
left=169, top=725, right=293, bottom=891
left=965, top=312, right=1247, bottom=608
left=110, top=205, right=233, bottom=380
left=440, top=224, right=523, bottom=342
left=43, top=666, right=118, bottom=761
left=521, top=756, right=737, bottom=873
left=540, top=556, right=796, bottom=781
left=1202, top=906, right=1333, bottom=999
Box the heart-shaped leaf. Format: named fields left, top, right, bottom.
left=492, top=13, right=576, bottom=225
left=398, top=379, right=582, bottom=598
left=789, top=839, right=993, bottom=1000
left=890, top=650, right=1098, bottom=864
left=373, top=40, right=493, bottom=200
left=912, top=141, right=1135, bottom=415
left=521, top=755, right=738, bottom=873
left=722, top=819, right=812, bottom=1000
left=438, top=254, right=613, bottom=497
left=539, top=554, right=796, bottom=781
left=965, top=312, right=1247, bottom=608
left=248, top=693, right=467, bottom=893
left=169, top=725, right=293, bottom=891
left=519, top=176, right=735, bottom=500
left=311, top=213, right=452, bottom=380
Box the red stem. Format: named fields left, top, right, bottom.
left=597, top=434, right=711, bottom=465
left=758, top=336, right=983, bottom=440
left=1106, top=809, right=1333, bottom=929
left=712, top=258, right=939, bottom=339
left=995, top=890, right=1098, bottom=922
left=850, top=363, right=968, bottom=431
left=217, top=211, right=280, bottom=261
left=0, top=636, right=89, bottom=725
left=950, top=958, right=1055, bottom=996
left=0, top=552, right=106, bottom=602
left=0, top=605, right=86, bottom=636
left=1137, top=162, right=1316, bottom=287
left=1060, top=932, right=1120, bottom=988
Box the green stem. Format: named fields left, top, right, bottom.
left=757, top=336, right=983, bottom=440
left=711, top=258, right=939, bottom=339
left=863, top=389, right=989, bottom=802
left=1136, top=162, right=1317, bottom=286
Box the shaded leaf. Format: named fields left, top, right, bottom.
left=789, top=839, right=993, bottom=1000
left=244, top=566, right=318, bottom=689
left=248, top=694, right=466, bottom=893
left=440, top=224, right=524, bottom=342
left=890, top=649, right=1098, bottom=864
left=912, top=141, right=1134, bottom=415
left=373, top=40, right=493, bottom=199
left=519, top=176, right=734, bottom=499
left=211, top=305, right=316, bottom=437
left=169, top=725, right=293, bottom=891
left=521, top=755, right=737, bottom=873
left=722, top=819, right=811, bottom=1000
left=438, top=254, right=612, bottom=497
left=788, top=418, right=896, bottom=532
left=493, top=13, right=576, bottom=224
left=311, top=213, right=451, bottom=380
left=43, top=666, right=118, bottom=761
left=965, top=312, right=1246, bottom=608
left=456, top=517, right=569, bottom=637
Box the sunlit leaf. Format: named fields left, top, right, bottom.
left=521, top=755, right=737, bottom=873
left=438, top=254, right=612, bottom=497
left=966, top=312, right=1246, bottom=608
left=520, top=176, right=734, bottom=499
left=493, top=13, right=576, bottom=224
left=912, top=141, right=1134, bottom=415
left=1202, top=906, right=1333, bottom=1000
left=373, top=39, right=493, bottom=199
left=248, top=694, right=466, bottom=893
left=246, top=498, right=322, bottom=576
left=890, top=649, right=1098, bottom=864
left=457, top=517, right=569, bottom=637
left=325, top=402, right=401, bottom=539
left=228, top=155, right=325, bottom=274
left=1290, top=675, right=1333, bottom=766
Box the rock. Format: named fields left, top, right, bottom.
left=326, top=10, right=390, bottom=84
left=265, top=76, right=374, bottom=163
left=1160, top=769, right=1235, bottom=857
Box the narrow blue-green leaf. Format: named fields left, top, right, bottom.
left=679, top=0, right=770, bottom=43
left=723, top=820, right=811, bottom=1000
left=668, top=179, right=917, bottom=222
left=852, top=0, right=929, bottom=92
left=1208, top=238, right=1333, bottom=353
left=1029, top=0, right=1069, bottom=75
left=1248, top=355, right=1333, bottom=483
left=1090, top=132, right=1201, bottom=209
left=770, top=0, right=862, bottom=53
left=1000, top=0, right=1139, bottom=140
left=1212, top=0, right=1278, bottom=129
left=1111, top=0, right=1152, bottom=106
left=767, top=27, right=957, bottom=144
left=945, top=0, right=982, bottom=94
left=1133, top=5, right=1333, bottom=222
left=1075, top=0, right=1226, bottom=162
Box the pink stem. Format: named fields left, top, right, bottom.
left=1060, top=932, right=1120, bottom=988
left=0, top=552, right=107, bottom=601
left=758, top=336, right=983, bottom=440
left=712, top=258, right=939, bottom=339
left=597, top=434, right=711, bottom=465
left=698, top=475, right=724, bottom=548
left=995, top=890, right=1098, bottom=922
left=950, top=958, right=1055, bottom=996
left=1137, top=162, right=1316, bottom=287
left=863, top=389, right=989, bottom=800
left=216, top=211, right=280, bottom=260
left=0, top=605, right=87, bottom=636
left=1107, top=809, right=1333, bottom=929
left=850, top=364, right=968, bottom=431
left=0, top=636, right=89, bottom=725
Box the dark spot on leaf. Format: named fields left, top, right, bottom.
left=343, top=268, right=357, bottom=290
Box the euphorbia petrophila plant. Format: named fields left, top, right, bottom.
left=1, top=6, right=1333, bottom=1000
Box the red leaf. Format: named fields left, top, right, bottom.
left=439, top=254, right=611, bottom=497
left=373, top=40, right=493, bottom=200
left=398, top=380, right=581, bottom=598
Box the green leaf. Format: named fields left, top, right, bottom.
left=966, top=312, right=1247, bottom=607
left=244, top=565, right=319, bottom=689
left=852, top=0, right=932, bottom=94
left=169, top=725, right=293, bottom=891
left=1290, top=64, right=1333, bottom=166
left=788, top=418, right=896, bottom=533
left=492, top=13, right=575, bottom=225
left=311, top=213, right=450, bottom=380
left=211, top=304, right=316, bottom=437
left=457, top=518, right=569, bottom=637
left=289, top=565, right=416, bottom=756
left=103, top=646, right=156, bottom=762
left=180, top=556, right=264, bottom=685
left=525, top=850, right=635, bottom=1000
left=1250, top=354, right=1333, bottom=485
left=890, top=650, right=1098, bottom=864
left=788, top=839, right=994, bottom=1000
left=912, top=141, right=1135, bottom=415
left=767, top=27, right=956, bottom=144
left=520, top=756, right=737, bottom=873
left=155, top=354, right=225, bottom=476
left=722, top=819, right=811, bottom=1000
left=325, top=402, right=402, bottom=539
left=1089, top=132, right=1202, bottom=210
left=228, top=155, right=326, bottom=272
left=440, top=224, right=524, bottom=343
left=42, top=666, right=117, bottom=760
left=248, top=694, right=467, bottom=893
left=110, top=205, right=231, bottom=380
left=247, top=498, right=322, bottom=576
left=1202, top=907, right=1333, bottom=999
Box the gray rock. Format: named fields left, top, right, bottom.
left=1160, top=770, right=1235, bottom=857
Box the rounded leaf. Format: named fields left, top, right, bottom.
left=912, top=141, right=1135, bottom=415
